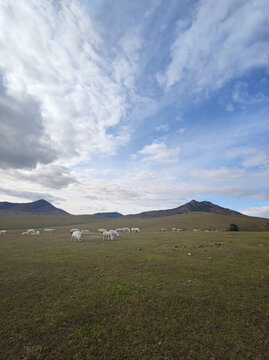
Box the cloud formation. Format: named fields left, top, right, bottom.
left=138, top=141, right=180, bottom=164
left=241, top=206, right=269, bottom=218
left=159, top=0, right=269, bottom=95
left=0, top=0, right=268, bottom=217
left=0, top=71, right=57, bottom=169
left=0, top=1, right=128, bottom=166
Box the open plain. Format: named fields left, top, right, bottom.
left=0, top=215, right=268, bottom=360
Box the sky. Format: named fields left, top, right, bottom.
left=0, top=0, right=269, bottom=217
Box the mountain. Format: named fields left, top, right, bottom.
left=126, top=200, right=242, bottom=218
left=0, top=199, right=70, bottom=216
left=94, top=212, right=123, bottom=219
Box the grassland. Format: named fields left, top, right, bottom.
left=0, top=221, right=268, bottom=359
left=1, top=211, right=269, bottom=232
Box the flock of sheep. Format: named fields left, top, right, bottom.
left=0, top=227, right=142, bottom=241
left=70, top=227, right=141, bottom=242
left=0, top=228, right=213, bottom=238
left=161, top=228, right=183, bottom=232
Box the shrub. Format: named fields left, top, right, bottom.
left=228, top=223, right=239, bottom=231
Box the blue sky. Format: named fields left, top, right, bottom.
left=0, top=0, right=269, bottom=216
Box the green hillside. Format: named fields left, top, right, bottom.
left=1, top=211, right=268, bottom=232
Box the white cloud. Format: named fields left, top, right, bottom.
left=0, top=1, right=129, bottom=166
left=160, top=0, right=269, bottom=95
left=0, top=186, right=63, bottom=204
left=226, top=148, right=269, bottom=169
left=241, top=206, right=269, bottom=218
left=138, top=141, right=180, bottom=164
left=190, top=167, right=244, bottom=180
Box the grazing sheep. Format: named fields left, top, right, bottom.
left=131, top=227, right=140, bottom=233
left=161, top=228, right=167, bottom=232
left=177, top=229, right=183, bottom=232
left=109, top=230, right=120, bottom=237
left=97, top=228, right=107, bottom=234
left=71, top=230, right=82, bottom=242
left=103, top=231, right=114, bottom=241
left=122, top=227, right=131, bottom=233
left=44, top=228, right=55, bottom=234
left=27, top=229, right=36, bottom=235
left=172, top=228, right=177, bottom=232
left=0, top=230, right=8, bottom=235
left=81, top=230, right=90, bottom=234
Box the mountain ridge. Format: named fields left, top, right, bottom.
left=94, top=212, right=123, bottom=219
left=0, top=199, right=70, bottom=216
left=0, top=198, right=246, bottom=218
left=125, top=199, right=242, bottom=218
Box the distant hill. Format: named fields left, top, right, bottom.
left=0, top=199, right=70, bottom=216
left=126, top=199, right=242, bottom=218
left=94, top=212, right=123, bottom=219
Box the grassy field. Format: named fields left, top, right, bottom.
left=1, top=211, right=269, bottom=232
left=0, top=225, right=268, bottom=359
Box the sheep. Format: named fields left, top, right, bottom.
left=109, top=230, right=120, bottom=237
left=21, top=229, right=39, bottom=235
left=131, top=227, right=140, bottom=233
left=161, top=228, right=167, bottom=232
left=122, top=227, right=131, bottom=233
left=0, top=230, right=8, bottom=235
left=27, top=229, right=36, bottom=235
left=172, top=228, right=177, bottom=232
left=44, top=228, right=55, bottom=234
left=97, top=228, right=107, bottom=234
left=103, top=231, right=114, bottom=241
left=177, top=229, right=183, bottom=232
left=81, top=230, right=90, bottom=234
left=71, top=230, right=82, bottom=242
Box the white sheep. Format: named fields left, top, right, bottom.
left=97, top=228, right=107, bottom=234
left=27, top=229, right=36, bottom=235
left=71, top=230, right=82, bottom=242
left=102, top=231, right=114, bottom=241
left=81, top=230, right=90, bottom=234
left=44, top=228, right=55, bottom=234
left=109, top=230, right=120, bottom=237
left=131, top=228, right=140, bottom=233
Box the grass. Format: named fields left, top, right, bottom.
left=0, top=226, right=268, bottom=359
left=1, top=211, right=269, bottom=232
